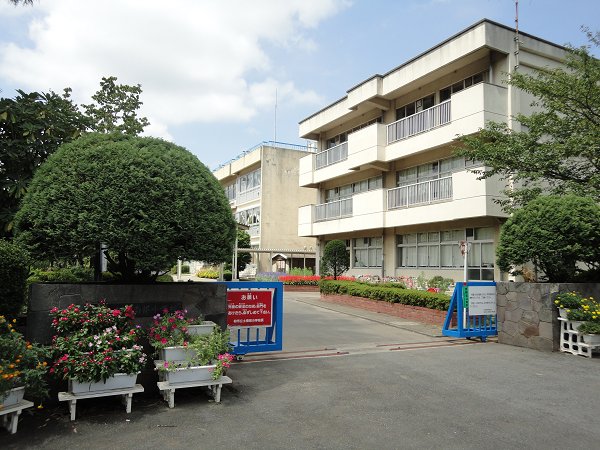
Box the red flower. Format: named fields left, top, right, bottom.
left=112, top=309, right=121, bottom=317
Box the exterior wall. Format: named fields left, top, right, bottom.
left=496, top=282, right=600, bottom=352
left=297, top=20, right=568, bottom=281
left=215, top=143, right=317, bottom=274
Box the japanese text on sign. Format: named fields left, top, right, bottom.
left=468, top=285, right=497, bottom=316
left=227, top=289, right=274, bottom=328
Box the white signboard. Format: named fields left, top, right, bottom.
left=468, top=285, right=497, bottom=316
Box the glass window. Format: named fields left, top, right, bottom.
left=473, top=72, right=484, bottom=84
left=353, top=237, right=382, bottom=268
left=440, top=88, right=451, bottom=102
left=422, top=94, right=435, bottom=110
left=451, top=81, right=464, bottom=94
left=368, top=176, right=382, bottom=190
left=475, top=227, right=494, bottom=240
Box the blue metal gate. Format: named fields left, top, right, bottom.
left=223, top=281, right=283, bottom=356
left=442, top=281, right=497, bottom=341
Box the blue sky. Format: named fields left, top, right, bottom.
left=1, top=0, right=598, bottom=170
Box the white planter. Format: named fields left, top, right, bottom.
left=69, top=373, right=138, bottom=394
left=0, top=386, right=25, bottom=407
left=558, top=308, right=568, bottom=319
left=158, top=346, right=198, bottom=361
left=569, top=320, right=584, bottom=331
left=187, top=321, right=216, bottom=336
left=155, top=361, right=216, bottom=384
left=582, top=334, right=600, bottom=346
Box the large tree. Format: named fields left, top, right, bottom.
left=82, top=76, right=150, bottom=135
left=14, top=133, right=236, bottom=281
left=456, top=30, right=600, bottom=209
left=0, top=89, right=87, bottom=236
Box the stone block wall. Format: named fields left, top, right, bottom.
left=496, top=282, right=600, bottom=352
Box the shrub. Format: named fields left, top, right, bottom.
left=197, top=268, right=220, bottom=279
left=321, top=240, right=350, bottom=279
left=428, top=275, right=454, bottom=291
left=289, top=267, right=313, bottom=276
left=319, top=280, right=451, bottom=311
left=223, top=271, right=232, bottom=281
left=156, top=273, right=173, bottom=282
left=497, top=195, right=600, bottom=282
left=28, top=266, right=94, bottom=284
left=279, top=275, right=320, bottom=286
left=0, top=240, right=30, bottom=317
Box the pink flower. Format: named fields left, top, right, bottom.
left=112, top=309, right=121, bottom=317
left=161, top=338, right=168, bottom=344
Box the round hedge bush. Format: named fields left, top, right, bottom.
left=0, top=240, right=30, bottom=317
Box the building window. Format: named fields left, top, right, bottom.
left=353, top=237, right=382, bottom=268
left=440, top=71, right=487, bottom=101
left=224, top=183, right=236, bottom=201
left=396, top=94, right=435, bottom=121
left=396, top=227, right=495, bottom=280
left=325, top=175, right=383, bottom=202
left=236, top=168, right=261, bottom=193
left=235, top=206, right=260, bottom=226
left=396, top=156, right=480, bottom=187
left=325, top=117, right=383, bottom=150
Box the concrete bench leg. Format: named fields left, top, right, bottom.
left=123, top=393, right=133, bottom=413
left=69, top=399, right=77, bottom=421
left=6, top=410, right=21, bottom=434
left=168, top=389, right=175, bottom=409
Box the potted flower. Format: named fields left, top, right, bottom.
left=148, top=309, right=216, bottom=361
left=554, top=292, right=583, bottom=319
left=578, top=321, right=600, bottom=346
left=0, top=315, right=49, bottom=408
left=155, top=327, right=233, bottom=384
left=49, top=302, right=147, bottom=394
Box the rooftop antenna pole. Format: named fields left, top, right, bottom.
left=514, top=0, right=520, bottom=71
left=274, top=88, right=278, bottom=144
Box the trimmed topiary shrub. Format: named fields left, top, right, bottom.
left=0, top=240, right=30, bottom=317
left=319, top=280, right=450, bottom=311
left=197, top=268, right=220, bottom=279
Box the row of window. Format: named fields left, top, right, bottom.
left=325, top=175, right=383, bottom=203
left=235, top=206, right=260, bottom=226
left=396, top=155, right=480, bottom=187
left=224, top=168, right=262, bottom=201
left=327, top=227, right=495, bottom=280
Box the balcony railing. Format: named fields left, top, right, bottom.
left=236, top=186, right=260, bottom=204
left=315, top=198, right=353, bottom=221
left=387, top=100, right=451, bottom=144
left=248, top=224, right=260, bottom=237
left=387, top=177, right=453, bottom=209
left=315, top=142, right=348, bottom=169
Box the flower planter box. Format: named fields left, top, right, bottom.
left=154, top=360, right=216, bottom=384
left=68, top=373, right=138, bottom=394
left=0, top=386, right=25, bottom=408
left=582, top=334, right=600, bottom=346
left=158, top=346, right=198, bottom=361
left=187, top=321, right=216, bottom=336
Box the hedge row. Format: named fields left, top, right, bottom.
left=319, top=280, right=450, bottom=311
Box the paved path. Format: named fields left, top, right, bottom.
left=5, top=292, right=600, bottom=449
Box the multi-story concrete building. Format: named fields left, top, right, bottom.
left=297, top=19, right=567, bottom=282
left=214, top=141, right=318, bottom=274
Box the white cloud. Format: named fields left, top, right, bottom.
left=0, top=0, right=347, bottom=138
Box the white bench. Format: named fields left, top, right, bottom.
left=58, top=384, right=144, bottom=421
left=0, top=400, right=34, bottom=434
left=157, top=376, right=232, bottom=408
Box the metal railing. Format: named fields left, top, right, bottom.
left=236, top=186, right=260, bottom=204
left=387, top=100, right=451, bottom=144
left=315, top=142, right=348, bottom=169
left=315, top=197, right=353, bottom=221
left=213, top=141, right=314, bottom=172
left=387, top=177, right=453, bottom=209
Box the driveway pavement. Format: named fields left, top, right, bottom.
left=5, top=291, right=600, bottom=449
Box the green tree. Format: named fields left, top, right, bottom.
left=496, top=195, right=600, bottom=282
left=83, top=76, right=150, bottom=135
left=14, top=133, right=236, bottom=281
left=235, top=229, right=252, bottom=274
left=0, top=89, right=87, bottom=236
left=320, top=240, right=350, bottom=280
left=456, top=30, right=600, bottom=209
left=0, top=239, right=30, bottom=317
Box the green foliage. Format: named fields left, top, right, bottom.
left=14, top=133, right=236, bottom=281
left=319, top=280, right=450, bottom=311
left=0, top=239, right=30, bottom=317
left=155, top=273, right=173, bottom=282
left=28, top=266, right=93, bottom=284
left=579, top=321, right=600, bottom=334
left=428, top=275, right=454, bottom=291
left=554, top=292, right=584, bottom=309
left=181, top=264, right=190, bottom=274
left=289, top=267, right=313, bottom=276
left=82, top=76, right=150, bottom=136
left=223, top=271, right=232, bottom=281
left=321, top=240, right=350, bottom=280
left=0, top=89, right=87, bottom=236
left=233, top=230, right=251, bottom=274
left=456, top=30, right=600, bottom=209
left=197, top=268, right=220, bottom=279
left=496, top=195, right=600, bottom=282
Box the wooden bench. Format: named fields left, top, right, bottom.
left=58, top=384, right=144, bottom=421
left=157, top=376, right=232, bottom=408
left=1, top=400, right=34, bottom=434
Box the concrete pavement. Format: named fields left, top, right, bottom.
left=5, top=291, right=599, bottom=449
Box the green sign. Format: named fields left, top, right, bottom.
left=462, top=285, right=469, bottom=308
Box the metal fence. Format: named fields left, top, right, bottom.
left=387, top=176, right=453, bottom=209
left=387, top=101, right=451, bottom=144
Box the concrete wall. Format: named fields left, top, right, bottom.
left=496, top=282, right=600, bottom=352
left=27, top=282, right=227, bottom=345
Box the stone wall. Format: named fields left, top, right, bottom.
left=497, top=282, right=600, bottom=352
left=27, top=282, right=227, bottom=345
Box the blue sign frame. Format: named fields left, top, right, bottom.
left=442, top=281, right=497, bottom=341
left=223, top=281, right=284, bottom=355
